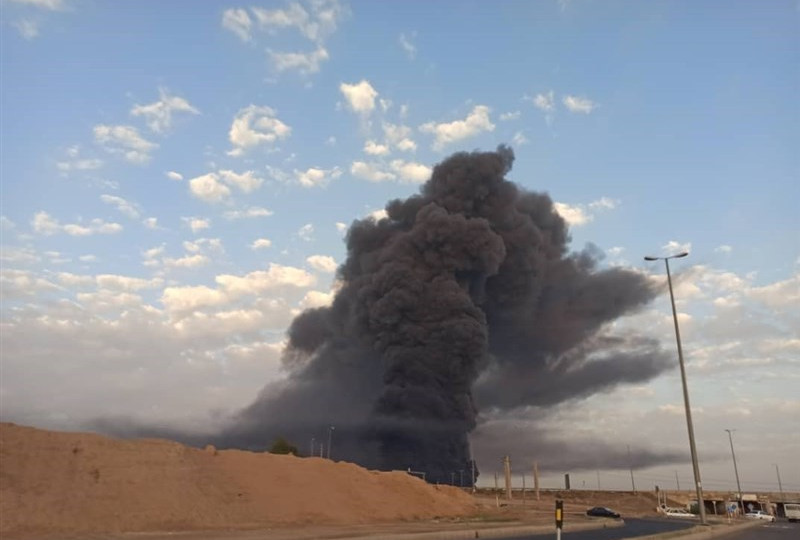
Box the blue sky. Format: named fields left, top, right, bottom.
left=1, top=0, right=798, bottom=493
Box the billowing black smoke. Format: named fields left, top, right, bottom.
left=215, top=146, right=671, bottom=483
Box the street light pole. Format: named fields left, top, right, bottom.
left=645, top=251, right=706, bottom=525
left=725, top=429, right=743, bottom=514
left=327, top=425, right=335, bottom=459
left=773, top=464, right=784, bottom=502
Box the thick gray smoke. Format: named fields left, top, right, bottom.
left=214, top=146, right=672, bottom=483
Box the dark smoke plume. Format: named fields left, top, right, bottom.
left=210, top=147, right=671, bottom=483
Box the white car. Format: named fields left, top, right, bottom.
left=744, top=510, right=775, bottom=522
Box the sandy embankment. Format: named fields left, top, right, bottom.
left=0, top=422, right=477, bottom=537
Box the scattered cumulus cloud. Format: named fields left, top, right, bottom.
left=188, top=173, right=231, bottom=203
left=554, top=197, right=619, bottom=226
left=306, top=255, right=337, bottom=273
left=130, top=88, right=199, bottom=134
left=398, top=32, right=416, bottom=59
left=268, top=46, right=329, bottom=74
left=7, top=0, right=65, bottom=9
left=297, top=223, right=314, bottom=241
left=339, top=80, right=378, bottom=114
left=511, top=131, right=528, bottom=146
left=531, top=91, right=555, bottom=112
left=661, top=240, right=692, bottom=255
left=221, top=8, right=252, bottom=41
left=294, top=166, right=341, bottom=188
left=562, top=95, right=596, bottom=114
left=223, top=207, right=273, bottom=220
left=166, top=171, right=183, bottom=181
left=335, top=222, right=347, bottom=233
left=218, top=169, right=263, bottom=193
left=93, top=124, right=158, bottom=164
left=100, top=194, right=140, bottom=219
left=364, top=140, right=390, bottom=156
left=183, top=217, right=210, bottom=233
left=389, top=159, right=431, bottom=183
left=143, top=217, right=158, bottom=229
left=419, top=105, right=495, bottom=150
left=227, top=105, right=291, bottom=157
left=499, top=111, right=521, bottom=121
left=13, top=19, right=39, bottom=39
left=350, top=161, right=395, bottom=182
left=250, top=238, right=272, bottom=250
left=31, top=211, right=122, bottom=236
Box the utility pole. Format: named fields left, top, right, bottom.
left=628, top=445, right=636, bottom=493
left=774, top=464, right=784, bottom=502
left=675, top=471, right=681, bottom=491
left=533, top=461, right=540, bottom=501
left=725, top=429, right=743, bottom=514
left=327, top=425, right=335, bottom=459
left=503, top=456, right=512, bottom=500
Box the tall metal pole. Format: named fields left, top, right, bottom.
left=774, top=464, right=784, bottom=502
left=628, top=445, right=636, bottom=493
left=645, top=252, right=706, bottom=524
left=327, top=425, right=334, bottom=459
left=725, top=429, right=742, bottom=514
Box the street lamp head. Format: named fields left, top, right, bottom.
left=675, top=251, right=689, bottom=258
left=644, top=256, right=659, bottom=261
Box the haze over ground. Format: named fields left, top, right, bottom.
left=1, top=0, right=798, bottom=493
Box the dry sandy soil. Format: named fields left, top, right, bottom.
left=0, top=422, right=683, bottom=539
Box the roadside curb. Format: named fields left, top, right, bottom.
left=621, top=519, right=761, bottom=540
left=332, top=519, right=624, bottom=539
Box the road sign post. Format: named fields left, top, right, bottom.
left=555, top=499, right=563, bottom=540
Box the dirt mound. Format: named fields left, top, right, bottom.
left=0, top=423, right=477, bottom=537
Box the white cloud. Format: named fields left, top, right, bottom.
left=383, top=122, right=417, bottom=152
left=499, top=111, right=521, bottom=121
left=419, top=105, right=495, bottom=150
left=93, top=124, right=157, bottom=164
left=588, top=197, right=618, bottom=210
left=553, top=202, right=590, bottom=226
left=511, top=131, right=528, bottom=146
left=223, top=207, right=273, bottom=220
left=339, top=80, right=378, bottom=114
left=399, top=32, right=416, bottom=59
left=13, top=19, right=39, bottom=39
left=396, top=138, right=417, bottom=152
left=300, top=290, right=334, bottom=309
left=222, top=8, right=252, bottom=42
left=215, top=264, right=316, bottom=298
left=563, top=95, right=596, bottom=114
left=96, top=274, right=163, bottom=292
left=294, top=166, right=341, bottom=188
left=164, top=254, right=210, bottom=270
left=143, top=217, right=158, bottom=229
left=389, top=159, right=431, bottom=183
left=130, top=88, right=199, bottom=134
left=298, top=223, right=314, bottom=241
left=183, top=217, right=210, bottom=233
left=250, top=238, right=272, bottom=250
left=306, top=255, right=337, bottom=273
left=250, top=0, right=345, bottom=44
left=7, top=0, right=64, bottom=9
left=335, top=222, right=347, bottom=233
left=218, top=169, right=263, bottom=193
left=326, top=136, right=337, bottom=146
left=661, top=240, right=692, bottom=255
left=188, top=173, right=231, bottom=203
left=364, top=140, right=390, bottom=156
left=166, top=171, right=183, bottom=181
left=607, top=246, right=625, bottom=257
left=367, top=209, right=388, bottom=221
left=268, top=46, right=329, bottom=74
left=227, top=105, right=291, bottom=156
left=531, top=91, right=555, bottom=112
left=715, top=245, right=733, bottom=254
left=100, top=194, right=140, bottom=219
left=31, top=211, right=122, bottom=236
left=350, top=161, right=395, bottom=182
left=56, top=157, right=103, bottom=172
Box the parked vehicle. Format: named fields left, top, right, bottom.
left=744, top=510, right=775, bottom=522
left=784, top=503, right=800, bottom=522
left=587, top=507, right=621, bottom=518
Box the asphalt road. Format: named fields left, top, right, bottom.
left=514, top=517, right=695, bottom=539
left=714, top=520, right=800, bottom=539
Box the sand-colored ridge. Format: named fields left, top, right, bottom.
left=0, top=422, right=476, bottom=537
